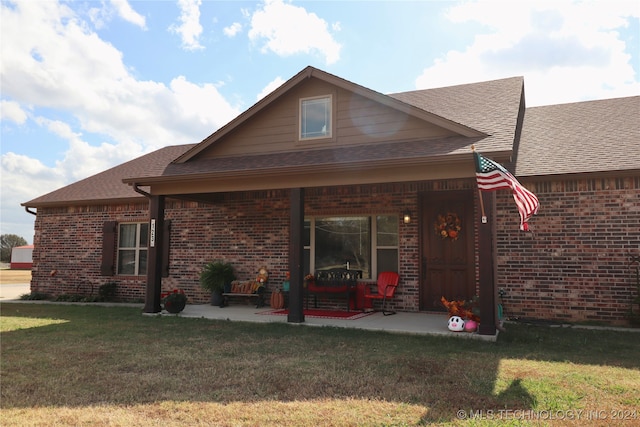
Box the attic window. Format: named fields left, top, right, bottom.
left=300, top=95, right=332, bottom=140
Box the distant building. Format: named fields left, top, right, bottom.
left=10, top=245, right=33, bottom=270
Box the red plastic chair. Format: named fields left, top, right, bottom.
left=363, top=271, right=399, bottom=316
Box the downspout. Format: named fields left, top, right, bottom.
left=25, top=206, right=37, bottom=216
left=132, top=183, right=151, bottom=198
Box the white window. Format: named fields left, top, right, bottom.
left=300, top=95, right=332, bottom=140
left=303, top=215, right=399, bottom=279
left=117, top=223, right=148, bottom=275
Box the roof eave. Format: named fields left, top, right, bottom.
left=21, top=196, right=147, bottom=209
left=124, top=150, right=512, bottom=188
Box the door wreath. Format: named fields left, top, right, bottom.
left=435, top=212, right=462, bottom=240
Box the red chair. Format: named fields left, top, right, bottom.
left=363, top=272, right=399, bottom=316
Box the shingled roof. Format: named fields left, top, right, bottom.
left=515, top=96, right=640, bottom=176
left=23, top=67, right=637, bottom=208
left=174, top=66, right=487, bottom=164
left=389, top=76, right=524, bottom=153
left=134, top=74, right=523, bottom=186
left=23, top=144, right=195, bottom=208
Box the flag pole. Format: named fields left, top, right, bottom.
left=472, top=145, right=487, bottom=223
left=472, top=145, right=497, bottom=336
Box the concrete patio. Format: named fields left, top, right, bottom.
left=1, top=282, right=497, bottom=341
left=170, top=304, right=499, bottom=341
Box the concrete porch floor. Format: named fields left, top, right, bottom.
left=172, top=304, right=499, bottom=342
left=1, top=283, right=496, bottom=341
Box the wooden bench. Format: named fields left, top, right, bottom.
left=306, top=268, right=362, bottom=311
left=222, top=281, right=265, bottom=308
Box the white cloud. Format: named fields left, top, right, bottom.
left=169, top=0, right=204, bottom=51
left=256, top=76, right=286, bottom=101
left=87, top=0, right=146, bottom=30
left=0, top=1, right=241, bottom=240
left=0, top=116, right=147, bottom=241
left=1, top=100, right=28, bottom=125
left=224, top=22, right=242, bottom=37
left=32, top=117, right=144, bottom=181
left=416, top=0, right=640, bottom=106
left=248, top=0, right=341, bottom=65
left=0, top=152, right=63, bottom=242
left=1, top=1, right=239, bottom=148
left=110, top=0, right=146, bottom=29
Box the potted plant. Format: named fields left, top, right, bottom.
left=200, top=260, right=236, bottom=307
left=162, top=289, right=187, bottom=314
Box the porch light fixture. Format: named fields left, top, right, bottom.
left=403, top=210, right=411, bottom=224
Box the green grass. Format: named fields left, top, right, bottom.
left=1, top=303, right=639, bottom=426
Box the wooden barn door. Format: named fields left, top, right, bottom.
left=419, top=190, right=475, bottom=311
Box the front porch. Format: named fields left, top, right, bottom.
left=168, top=304, right=499, bottom=342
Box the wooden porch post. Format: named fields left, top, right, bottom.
left=478, top=192, right=497, bottom=335
left=144, top=195, right=165, bottom=313
left=288, top=188, right=305, bottom=323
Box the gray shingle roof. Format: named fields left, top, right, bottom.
left=515, top=96, right=640, bottom=176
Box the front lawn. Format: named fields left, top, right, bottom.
left=1, top=303, right=638, bottom=426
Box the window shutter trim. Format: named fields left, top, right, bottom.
left=101, top=221, right=117, bottom=276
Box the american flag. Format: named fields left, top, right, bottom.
left=474, top=152, right=539, bottom=231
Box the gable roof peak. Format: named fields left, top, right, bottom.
left=174, top=66, right=485, bottom=163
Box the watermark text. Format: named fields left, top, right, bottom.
left=456, top=409, right=638, bottom=421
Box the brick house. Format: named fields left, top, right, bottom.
left=23, top=66, right=639, bottom=333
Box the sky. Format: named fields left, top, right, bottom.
left=1, top=0, right=639, bottom=244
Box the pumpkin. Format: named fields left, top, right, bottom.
left=270, top=288, right=285, bottom=309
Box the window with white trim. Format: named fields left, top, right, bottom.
left=303, top=215, right=399, bottom=279
left=300, top=95, right=332, bottom=140
left=117, top=223, right=148, bottom=275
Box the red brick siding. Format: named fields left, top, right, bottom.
left=30, top=176, right=639, bottom=324
left=161, top=193, right=291, bottom=303
left=31, top=203, right=149, bottom=301
left=497, top=176, right=640, bottom=325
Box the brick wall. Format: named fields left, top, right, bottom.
left=30, top=176, right=639, bottom=324
left=31, top=203, right=149, bottom=301
left=497, top=176, right=640, bottom=325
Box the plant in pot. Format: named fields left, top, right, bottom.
left=200, top=260, right=236, bottom=307
left=162, top=289, right=187, bottom=314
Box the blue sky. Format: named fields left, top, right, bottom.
left=1, top=0, right=639, bottom=243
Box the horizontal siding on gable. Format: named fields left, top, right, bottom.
left=198, top=78, right=458, bottom=159
left=335, top=91, right=456, bottom=143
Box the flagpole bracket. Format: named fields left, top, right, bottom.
left=481, top=216, right=487, bottom=224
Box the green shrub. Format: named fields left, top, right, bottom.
left=19, top=292, right=50, bottom=300
left=55, top=294, right=101, bottom=303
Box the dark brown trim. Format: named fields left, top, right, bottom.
left=144, top=195, right=165, bottom=313
left=287, top=188, right=305, bottom=323
left=477, top=192, right=497, bottom=336
left=100, top=221, right=117, bottom=276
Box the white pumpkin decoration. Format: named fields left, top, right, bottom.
left=448, top=315, right=465, bottom=332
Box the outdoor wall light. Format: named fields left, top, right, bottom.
left=403, top=210, right=411, bottom=224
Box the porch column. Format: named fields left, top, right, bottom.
left=478, top=192, right=497, bottom=335
left=144, top=195, right=165, bottom=313
left=288, top=188, right=305, bottom=323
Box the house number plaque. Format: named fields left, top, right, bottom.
left=150, top=219, right=156, bottom=247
